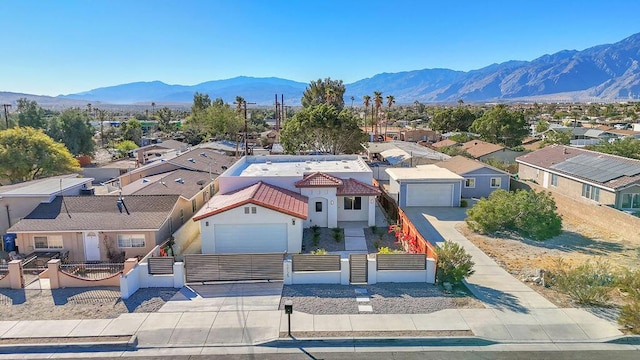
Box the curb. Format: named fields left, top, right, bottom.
left=0, top=335, right=137, bottom=353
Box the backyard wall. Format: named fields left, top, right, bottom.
left=120, top=258, right=185, bottom=299
left=512, top=179, right=640, bottom=243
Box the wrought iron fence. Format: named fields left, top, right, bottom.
left=60, top=263, right=124, bottom=280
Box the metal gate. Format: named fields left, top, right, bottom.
left=349, top=254, right=368, bottom=284
left=184, top=253, right=284, bottom=283
left=21, top=256, right=46, bottom=289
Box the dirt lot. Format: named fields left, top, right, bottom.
left=301, top=225, right=400, bottom=254
left=460, top=214, right=640, bottom=309
left=0, top=287, right=178, bottom=321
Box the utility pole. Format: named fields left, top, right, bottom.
left=2, top=104, right=11, bottom=129
left=233, top=99, right=256, bottom=156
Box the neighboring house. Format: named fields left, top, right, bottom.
left=116, top=147, right=235, bottom=188
left=193, top=155, right=381, bottom=254
left=400, top=129, right=440, bottom=143
left=7, top=195, right=182, bottom=262
left=0, top=175, right=94, bottom=237
left=461, top=140, right=521, bottom=163
left=516, top=145, right=640, bottom=211
left=118, top=168, right=216, bottom=232
left=364, top=141, right=451, bottom=180
left=386, top=165, right=463, bottom=207
left=430, top=139, right=459, bottom=149
left=133, top=139, right=189, bottom=166
left=434, top=155, right=510, bottom=199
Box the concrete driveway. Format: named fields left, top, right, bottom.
left=159, top=281, right=283, bottom=313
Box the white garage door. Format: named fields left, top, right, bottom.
left=215, top=224, right=287, bottom=253
left=406, top=183, right=454, bottom=207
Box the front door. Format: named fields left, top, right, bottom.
left=83, top=232, right=101, bottom=261
left=308, top=198, right=328, bottom=227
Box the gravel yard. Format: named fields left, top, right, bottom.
left=280, top=283, right=484, bottom=315
left=0, top=287, right=178, bottom=321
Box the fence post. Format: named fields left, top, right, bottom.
left=8, top=260, right=23, bottom=289
left=426, top=258, right=436, bottom=284
left=283, top=258, right=293, bottom=285
left=367, top=254, right=377, bottom=285
left=340, top=258, right=349, bottom=285
left=47, top=259, right=61, bottom=289
left=173, top=262, right=185, bottom=288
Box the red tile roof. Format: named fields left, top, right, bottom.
left=337, top=178, right=381, bottom=196
left=431, top=139, right=458, bottom=148
left=295, top=172, right=343, bottom=187
left=194, top=182, right=308, bottom=220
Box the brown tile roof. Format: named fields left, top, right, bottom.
left=194, top=182, right=308, bottom=220
left=516, top=145, right=640, bottom=189
left=435, top=155, right=508, bottom=175
left=461, top=140, right=505, bottom=158
left=431, top=139, right=458, bottom=149
left=8, top=195, right=179, bottom=232
left=337, top=178, right=381, bottom=196
left=295, top=172, right=343, bottom=187
left=132, top=169, right=214, bottom=199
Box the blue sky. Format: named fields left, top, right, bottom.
left=3, top=0, right=640, bottom=96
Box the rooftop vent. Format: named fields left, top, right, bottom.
left=200, top=152, right=207, bottom=157
left=175, top=178, right=184, bottom=184
left=188, top=158, right=195, bottom=163
left=266, top=161, right=272, bottom=165
left=142, top=179, right=149, bottom=183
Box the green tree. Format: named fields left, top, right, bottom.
left=373, top=91, right=383, bottom=139
left=435, top=241, right=475, bottom=285
left=535, top=119, right=550, bottom=134
left=280, top=103, right=367, bottom=155
left=302, top=78, right=346, bottom=110
left=120, top=118, right=143, bottom=146
left=16, top=98, right=46, bottom=129
left=437, top=145, right=473, bottom=158
left=47, top=109, right=95, bottom=156
left=0, top=127, right=80, bottom=183
left=542, top=130, right=571, bottom=145
left=114, top=140, right=138, bottom=158
left=466, top=189, right=562, bottom=241
left=431, top=108, right=477, bottom=133
left=363, top=95, right=372, bottom=134
left=192, top=92, right=212, bottom=113
left=587, top=137, right=640, bottom=160
left=470, top=105, right=528, bottom=147
left=156, top=107, right=173, bottom=131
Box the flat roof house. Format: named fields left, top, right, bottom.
left=193, top=155, right=380, bottom=254
left=516, top=145, right=640, bottom=211
left=0, top=175, right=94, bottom=237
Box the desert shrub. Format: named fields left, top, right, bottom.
left=619, top=299, right=640, bottom=334
left=460, top=199, right=468, bottom=208
left=311, top=248, right=327, bottom=255
left=377, top=246, right=402, bottom=254
left=332, top=228, right=343, bottom=243
left=312, top=232, right=320, bottom=246
left=466, top=189, right=562, bottom=241
left=435, top=241, right=475, bottom=285
left=617, top=268, right=640, bottom=298
left=311, top=225, right=320, bottom=234
left=548, top=259, right=616, bottom=306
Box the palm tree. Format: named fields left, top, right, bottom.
left=385, top=95, right=395, bottom=140
left=457, top=99, right=464, bottom=107
left=363, top=95, right=371, bottom=139
left=373, top=91, right=383, bottom=141
left=235, top=96, right=245, bottom=114
left=350, top=96, right=355, bottom=109
left=151, top=102, right=156, bottom=115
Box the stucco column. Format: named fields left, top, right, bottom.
left=367, top=254, right=377, bottom=285
left=340, top=258, right=349, bottom=285
left=123, top=258, right=138, bottom=275
left=8, top=260, right=23, bottom=289
left=47, top=259, right=61, bottom=289
left=426, top=258, right=436, bottom=284
left=173, top=262, right=185, bottom=288
left=283, top=259, right=293, bottom=285
left=368, top=197, right=376, bottom=226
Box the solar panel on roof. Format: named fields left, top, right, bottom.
left=550, top=153, right=640, bottom=184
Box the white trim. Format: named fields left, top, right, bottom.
left=490, top=177, right=502, bottom=188
left=464, top=178, right=476, bottom=188
left=10, top=228, right=158, bottom=234
left=516, top=161, right=616, bottom=192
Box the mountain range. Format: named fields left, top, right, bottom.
left=5, top=32, right=640, bottom=106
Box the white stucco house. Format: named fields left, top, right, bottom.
left=192, top=155, right=380, bottom=254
